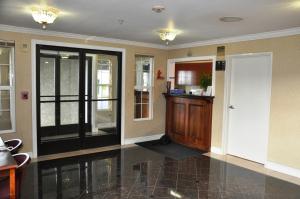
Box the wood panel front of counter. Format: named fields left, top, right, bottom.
left=164, top=94, right=214, bottom=151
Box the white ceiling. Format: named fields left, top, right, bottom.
left=0, top=0, right=300, bottom=45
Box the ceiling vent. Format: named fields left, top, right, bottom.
left=219, top=17, right=243, bottom=22
left=152, top=5, right=165, bottom=13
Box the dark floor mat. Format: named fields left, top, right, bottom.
left=136, top=140, right=205, bottom=160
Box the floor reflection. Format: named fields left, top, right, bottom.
left=20, top=147, right=300, bottom=199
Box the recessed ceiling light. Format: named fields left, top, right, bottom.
left=152, top=5, right=165, bottom=13
left=219, top=17, right=243, bottom=22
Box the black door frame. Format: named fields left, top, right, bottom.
left=36, top=44, right=122, bottom=156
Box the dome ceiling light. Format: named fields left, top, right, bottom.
left=158, top=29, right=179, bottom=45
left=31, top=5, right=60, bottom=29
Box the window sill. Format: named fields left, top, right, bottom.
left=133, top=118, right=153, bottom=122
left=97, top=109, right=113, bottom=112
left=0, top=130, right=16, bottom=135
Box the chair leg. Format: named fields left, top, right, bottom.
left=9, top=169, right=16, bottom=199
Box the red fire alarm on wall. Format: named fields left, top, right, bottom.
left=156, top=69, right=165, bottom=80
left=21, top=91, right=29, bottom=100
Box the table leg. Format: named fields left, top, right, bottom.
left=9, top=168, right=15, bottom=199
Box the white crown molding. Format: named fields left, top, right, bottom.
left=168, top=27, right=300, bottom=49
left=124, top=133, right=164, bottom=145
left=265, top=161, right=300, bottom=179
left=1, top=24, right=300, bottom=50
left=0, top=24, right=168, bottom=50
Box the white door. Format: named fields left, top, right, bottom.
left=227, top=54, right=272, bottom=164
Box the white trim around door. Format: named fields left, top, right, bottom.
left=221, top=52, right=273, bottom=164
left=31, top=39, right=126, bottom=158
left=167, top=56, right=217, bottom=96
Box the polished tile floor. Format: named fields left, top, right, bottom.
left=21, top=146, right=300, bottom=199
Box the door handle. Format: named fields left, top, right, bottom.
left=229, top=105, right=235, bottom=109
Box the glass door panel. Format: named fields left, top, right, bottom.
left=39, top=56, right=57, bottom=142
left=84, top=53, right=120, bottom=141
left=59, top=55, right=79, bottom=130
left=40, top=56, right=56, bottom=128
left=40, top=57, right=55, bottom=96
left=40, top=103, right=56, bottom=127
left=60, top=101, right=79, bottom=125
left=86, top=100, right=117, bottom=137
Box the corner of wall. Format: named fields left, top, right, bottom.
left=210, top=146, right=224, bottom=155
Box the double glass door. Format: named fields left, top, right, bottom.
left=37, top=45, right=122, bottom=156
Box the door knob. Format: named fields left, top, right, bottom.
left=229, top=105, right=235, bottom=109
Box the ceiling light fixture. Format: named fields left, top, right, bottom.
left=219, top=17, right=243, bottom=22
left=31, top=5, right=60, bottom=29
left=158, top=29, right=179, bottom=45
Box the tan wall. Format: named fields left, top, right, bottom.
left=0, top=30, right=168, bottom=153
left=1, top=29, right=300, bottom=170
left=168, top=34, right=300, bottom=170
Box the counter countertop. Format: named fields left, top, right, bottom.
left=163, top=93, right=215, bottom=99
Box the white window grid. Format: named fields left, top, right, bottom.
left=96, top=59, right=112, bottom=111
left=0, top=45, right=15, bottom=134
left=134, top=56, right=154, bottom=120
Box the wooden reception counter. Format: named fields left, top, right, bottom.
left=163, top=93, right=214, bottom=151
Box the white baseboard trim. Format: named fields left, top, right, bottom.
left=265, top=161, right=300, bottom=179
left=210, top=147, right=223, bottom=155
left=124, top=133, right=164, bottom=145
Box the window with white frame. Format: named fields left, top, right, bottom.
left=96, top=59, right=112, bottom=110
left=134, top=55, right=153, bottom=119
left=0, top=42, right=15, bottom=133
